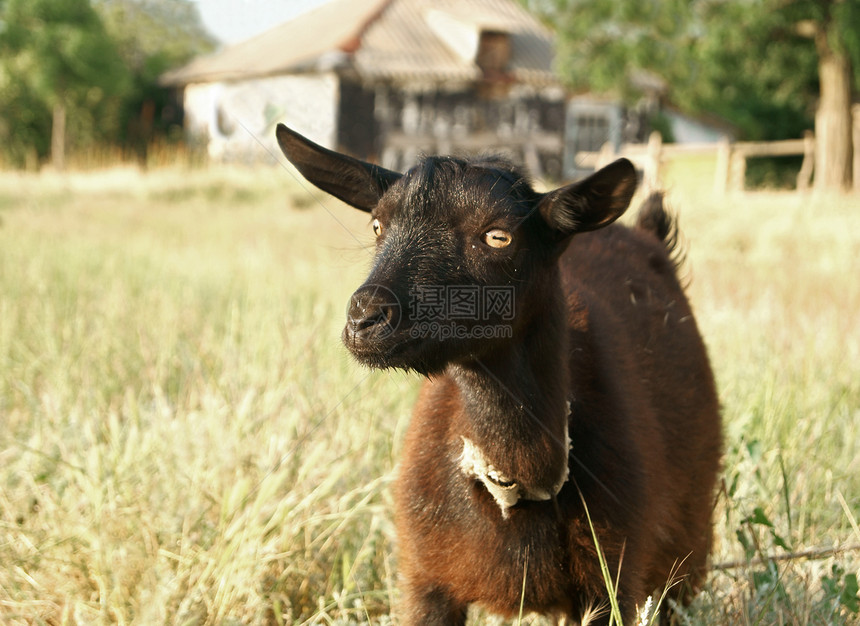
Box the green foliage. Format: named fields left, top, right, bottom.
left=0, top=0, right=130, bottom=165
left=745, top=156, right=805, bottom=190
left=0, top=0, right=215, bottom=167
left=95, top=0, right=216, bottom=150
left=823, top=565, right=860, bottom=615
left=835, top=0, right=860, bottom=84
left=532, top=0, right=859, bottom=141
left=96, top=0, right=214, bottom=76
left=681, top=3, right=818, bottom=140
left=647, top=110, right=674, bottom=143
left=538, top=0, right=698, bottom=99
left=0, top=69, right=51, bottom=166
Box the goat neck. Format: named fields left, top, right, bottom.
left=449, top=278, right=571, bottom=510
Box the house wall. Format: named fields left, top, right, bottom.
left=373, top=83, right=567, bottom=179
left=337, top=79, right=378, bottom=159
left=183, top=73, right=340, bottom=162
left=665, top=110, right=731, bottom=143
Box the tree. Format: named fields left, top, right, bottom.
left=95, top=0, right=214, bottom=74
left=94, top=0, right=216, bottom=159
left=532, top=0, right=859, bottom=191
left=791, top=0, right=860, bottom=191
left=0, top=0, right=130, bottom=169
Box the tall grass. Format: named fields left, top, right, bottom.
left=1, top=160, right=858, bottom=624
left=661, top=157, right=860, bottom=623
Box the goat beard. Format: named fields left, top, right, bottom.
left=344, top=336, right=448, bottom=377
left=343, top=324, right=492, bottom=378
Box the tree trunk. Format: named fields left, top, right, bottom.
left=51, top=99, right=66, bottom=171
left=814, top=30, right=853, bottom=192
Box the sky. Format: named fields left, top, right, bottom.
left=193, top=0, right=333, bottom=45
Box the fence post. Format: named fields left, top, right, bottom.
left=729, top=148, right=746, bottom=192
left=797, top=130, right=815, bottom=192
left=853, top=104, right=860, bottom=192
left=643, top=131, right=662, bottom=191
left=596, top=141, right=616, bottom=169
left=714, top=135, right=731, bottom=195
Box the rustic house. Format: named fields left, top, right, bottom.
left=161, top=0, right=570, bottom=178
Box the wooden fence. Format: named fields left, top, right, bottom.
left=575, top=130, right=818, bottom=193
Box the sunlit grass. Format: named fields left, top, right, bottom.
left=0, top=166, right=415, bottom=624
left=1, top=159, right=858, bottom=624
left=664, top=156, right=860, bottom=623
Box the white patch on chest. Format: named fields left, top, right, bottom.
left=459, top=415, right=571, bottom=519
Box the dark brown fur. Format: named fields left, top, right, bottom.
left=276, top=123, right=722, bottom=625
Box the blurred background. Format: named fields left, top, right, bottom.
left=0, top=0, right=858, bottom=191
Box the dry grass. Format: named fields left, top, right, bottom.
left=0, top=157, right=858, bottom=624
left=658, top=156, right=860, bottom=623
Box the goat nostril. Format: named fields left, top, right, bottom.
left=348, top=304, right=397, bottom=339
left=352, top=310, right=387, bottom=332
left=346, top=285, right=402, bottom=341
left=344, top=285, right=401, bottom=347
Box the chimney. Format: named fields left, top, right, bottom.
left=475, top=30, right=511, bottom=78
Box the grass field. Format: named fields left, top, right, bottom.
left=1, top=157, right=858, bottom=625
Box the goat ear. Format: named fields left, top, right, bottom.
left=538, top=158, right=637, bottom=239
left=276, top=123, right=401, bottom=211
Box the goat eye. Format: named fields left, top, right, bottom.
left=483, top=229, right=512, bottom=249
left=372, top=218, right=383, bottom=237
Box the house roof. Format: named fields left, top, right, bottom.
left=161, top=0, right=389, bottom=85
left=161, top=0, right=557, bottom=86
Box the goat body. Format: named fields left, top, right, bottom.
left=276, top=124, right=722, bottom=625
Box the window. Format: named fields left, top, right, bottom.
left=573, top=113, right=609, bottom=152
